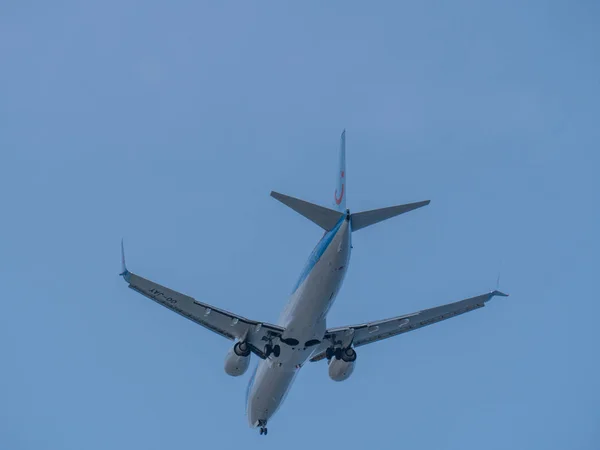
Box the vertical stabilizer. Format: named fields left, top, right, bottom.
left=333, top=130, right=347, bottom=212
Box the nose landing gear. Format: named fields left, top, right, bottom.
left=258, top=420, right=268, bottom=435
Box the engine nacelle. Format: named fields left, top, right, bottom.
left=224, top=341, right=251, bottom=377
left=328, top=358, right=355, bottom=382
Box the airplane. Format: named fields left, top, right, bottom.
left=119, top=131, right=508, bottom=436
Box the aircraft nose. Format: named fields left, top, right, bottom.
left=247, top=410, right=257, bottom=427
left=246, top=394, right=270, bottom=427
left=247, top=408, right=260, bottom=428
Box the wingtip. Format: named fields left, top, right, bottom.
left=270, top=191, right=285, bottom=201
left=491, top=290, right=509, bottom=297
left=120, top=239, right=130, bottom=282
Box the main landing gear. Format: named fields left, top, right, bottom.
left=264, top=344, right=280, bottom=358
left=325, top=346, right=357, bottom=362
left=258, top=420, right=268, bottom=436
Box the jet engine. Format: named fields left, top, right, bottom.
left=328, top=347, right=357, bottom=382
left=224, top=341, right=251, bottom=377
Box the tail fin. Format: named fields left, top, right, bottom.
left=333, top=130, right=346, bottom=212
left=351, top=200, right=430, bottom=232
left=270, top=130, right=348, bottom=231
left=271, top=130, right=429, bottom=233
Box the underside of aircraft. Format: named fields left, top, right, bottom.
left=119, top=131, right=508, bottom=435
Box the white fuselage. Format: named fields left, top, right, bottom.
left=246, top=214, right=352, bottom=427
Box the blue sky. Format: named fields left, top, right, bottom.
left=1, top=1, right=599, bottom=449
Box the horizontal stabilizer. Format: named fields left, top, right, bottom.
left=351, top=200, right=430, bottom=232
left=271, top=191, right=344, bottom=231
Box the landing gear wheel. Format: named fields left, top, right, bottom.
left=334, top=348, right=342, bottom=360
left=341, top=347, right=357, bottom=362
left=325, top=347, right=334, bottom=360
left=264, top=344, right=273, bottom=357
left=258, top=420, right=268, bottom=436
left=264, top=344, right=280, bottom=358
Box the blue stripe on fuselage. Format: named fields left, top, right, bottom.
left=291, top=216, right=345, bottom=294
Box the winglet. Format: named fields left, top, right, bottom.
left=491, top=272, right=508, bottom=297
left=484, top=289, right=509, bottom=302
left=120, top=239, right=131, bottom=282
left=491, top=290, right=509, bottom=297
left=481, top=289, right=509, bottom=304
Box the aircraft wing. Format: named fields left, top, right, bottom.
left=310, top=290, right=508, bottom=362
left=120, top=244, right=284, bottom=360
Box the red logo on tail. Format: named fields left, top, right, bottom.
left=334, top=171, right=345, bottom=205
